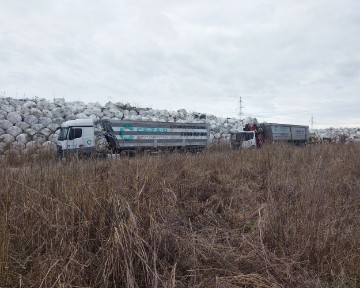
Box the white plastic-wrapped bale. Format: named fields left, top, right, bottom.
left=177, top=109, right=187, bottom=119
left=24, top=115, right=38, bottom=125
left=48, top=134, right=59, bottom=142
left=161, top=110, right=170, bottom=118
left=0, top=134, right=15, bottom=144
left=0, top=128, right=4, bottom=136
left=26, top=141, right=40, bottom=150
left=121, top=114, right=131, bottom=121
left=158, top=115, right=168, bottom=122
left=39, top=117, right=52, bottom=127
left=139, top=111, right=152, bottom=118
left=83, top=108, right=93, bottom=116
left=75, top=113, right=88, bottom=119
left=191, top=112, right=200, bottom=119
left=62, top=107, right=74, bottom=117
left=0, top=104, right=15, bottom=113
left=0, top=119, right=13, bottom=130
left=227, top=118, right=237, bottom=125
left=206, top=119, right=216, bottom=126
left=169, top=114, right=178, bottom=120
left=30, top=107, right=42, bottom=118
left=51, top=107, right=68, bottom=118
left=0, top=110, right=7, bottom=119
left=16, top=134, right=29, bottom=144
left=88, top=114, right=99, bottom=121
left=53, top=98, right=65, bottom=107
left=103, top=110, right=114, bottom=118
left=31, top=124, right=45, bottom=132
left=223, top=134, right=231, bottom=141
left=23, top=101, right=37, bottom=109
left=129, top=110, right=138, bottom=116
left=39, top=128, right=52, bottom=137
left=9, top=99, right=23, bottom=109
left=320, top=132, right=332, bottom=139
left=16, top=122, right=30, bottom=131
left=222, top=123, right=230, bottom=129
left=42, top=109, right=53, bottom=118
left=104, top=101, right=117, bottom=110
left=211, top=125, right=221, bottom=133
left=16, top=107, right=31, bottom=117
left=7, top=111, right=22, bottom=124
left=84, top=107, right=103, bottom=118
left=207, top=114, right=218, bottom=121
left=42, top=141, right=57, bottom=151
left=47, top=103, right=57, bottom=110
left=33, top=134, right=47, bottom=144
left=114, top=101, right=124, bottom=108
left=65, top=114, right=78, bottom=121
left=6, top=126, right=22, bottom=137
left=88, top=102, right=102, bottom=109
left=37, top=99, right=51, bottom=110
left=66, top=101, right=86, bottom=113
left=0, top=98, right=9, bottom=105
left=25, top=128, right=37, bottom=136
left=112, top=110, right=123, bottom=119
left=214, top=133, right=221, bottom=139
left=47, top=123, right=59, bottom=132
left=52, top=118, right=65, bottom=125
left=94, top=109, right=104, bottom=118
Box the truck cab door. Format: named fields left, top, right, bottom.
left=67, top=127, right=83, bottom=150
left=241, top=132, right=256, bottom=149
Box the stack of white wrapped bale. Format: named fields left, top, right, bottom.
left=1, top=96, right=359, bottom=155
left=0, top=97, right=244, bottom=154
left=311, top=128, right=360, bottom=144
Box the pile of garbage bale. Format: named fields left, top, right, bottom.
left=1, top=96, right=359, bottom=155
left=0, top=97, right=244, bottom=155
left=311, top=127, right=360, bottom=144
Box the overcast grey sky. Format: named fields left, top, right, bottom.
left=1, top=0, right=359, bottom=127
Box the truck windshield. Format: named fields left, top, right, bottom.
left=58, top=127, right=69, bottom=141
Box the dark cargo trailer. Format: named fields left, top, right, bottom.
left=231, top=122, right=309, bottom=149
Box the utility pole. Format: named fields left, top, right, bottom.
left=311, top=115, right=314, bottom=130
left=239, top=96, right=244, bottom=122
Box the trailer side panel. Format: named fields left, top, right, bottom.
left=102, top=120, right=210, bottom=150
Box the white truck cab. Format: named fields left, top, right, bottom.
left=230, top=131, right=257, bottom=149
left=57, top=119, right=95, bottom=156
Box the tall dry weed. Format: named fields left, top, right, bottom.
left=0, top=144, right=359, bottom=287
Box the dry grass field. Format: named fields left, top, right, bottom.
left=0, top=144, right=359, bottom=287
